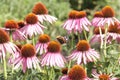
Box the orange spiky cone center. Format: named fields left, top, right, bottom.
left=21, top=44, right=36, bottom=58
left=0, top=29, right=10, bottom=43
left=94, top=27, right=105, bottom=34
left=47, top=41, right=61, bottom=53
left=68, top=65, right=87, bottom=80
left=76, top=40, right=90, bottom=51
left=32, top=2, right=48, bottom=15
left=5, top=20, right=19, bottom=29
left=17, top=21, right=25, bottom=28
left=94, top=11, right=103, bottom=17
left=38, top=34, right=50, bottom=43
left=76, top=11, right=87, bottom=18
left=102, top=6, right=115, bottom=17
left=69, top=10, right=78, bottom=19
left=25, top=13, right=38, bottom=24
left=108, top=22, right=120, bottom=34
left=99, top=74, right=109, bottom=80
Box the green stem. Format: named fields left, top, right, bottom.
left=99, top=27, right=103, bottom=49
left=103, top=27, right=108, bottom=58
left=77, top=31, right=80, bottom=41
left=32, top=36, right=35, bottom=46
left=3, top=55, right=7, bottom=80
left=23, top=70, right=28, bottom=80
left=83, top=30, right=88, bottom=41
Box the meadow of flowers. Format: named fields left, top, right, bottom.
left=0, top=1, right=120, bottom=80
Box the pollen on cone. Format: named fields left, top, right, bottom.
left=76, top=11, right=87, bottom=18
left=0, top=29, right=10, bottom=43
left=47, top=41, right=61, bottom=53
left=93, top=27, right=105, bottom=34
left=94, top=11, right=103, bottom=17
left=21, top=44, right=36, bottom=58
left=102, top=6, right=115, bottom=17
left=38, top=34, right=50, bottom=43
left=32, top=2, right=48, bottom=15
left=5, top=20, right=19, bottom=29
left=76, top=40, right=90, bottom=51
left=68, top=65, right=87, bottom=80
left=25, top=13, right=38, bottom=24
left=68, top=10, right=78, bottom=19
left=108, top=22, right=120, bottom=33
left=99, top=74, right=109, bottom=80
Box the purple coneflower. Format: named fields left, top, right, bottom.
left=41, top=41, right=66, bottom=67
left=92, top=69, right=119, bottom=80
left=92, top=11, right=104, bottom=27
left=13, top=44, right=40, bottom=73
left=35, top=34, right=50, bottom=55
left=60, top=65, right=91, bottom=80
left=68, top=40, right=99, bottom=64
left=4, top=20, right=26, bottom=41
left=32, top=2, right=57, bottom=24
left=90, top=27, right=105, bottom=44
left=0, top=29, right=18, bottom=57
left=20, top=13, right=45, bottom=38
left=97, top=6, right=120, bottom=27
left=63, top=10, right=91, bottom=33
left=107, top=22, right=120, bottom=43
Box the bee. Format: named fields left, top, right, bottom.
left=56, top=35, right=68, bottom=44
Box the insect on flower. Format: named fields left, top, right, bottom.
left=56, top=35, right=68, bottom=44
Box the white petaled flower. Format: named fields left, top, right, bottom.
left=68, top=40, right=99, bottom=64
left=63, top=10, right=91, bottom=34
left=20, top=13, right=45, bottom=38
left=41, top=41, right=66, bottom=67
left=32, top=2, right=57, bottom=24
left=0, top=29, right=18, bottom=57
left=13, top=44, right=40, bottom=73
left=35, top=34, right=50, bottom=55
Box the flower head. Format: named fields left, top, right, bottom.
left=68, top=65, right=87, bottom=80
left=68, top=10, right=78, bottom=19
left=47, top=41, right=61, bottom=53
left=20, top=13, right=45, bottom=38
left=76, top=11, right=87, bottom=18
left=99, top=74, right=109, bottom=80
left=93, top=11, right=103, bottom=18
left=68, top=40, right=99, bottom=64
left=36, top=34, right=50, bottom=54
left=21, top=44, right=36, bottom=58
left=4, top=20, right=19, bottom=29
left=13, top=44, right=40, bottom=73
left=0, top=29, right=10, bottom=43
left=63, top=10, right=91, bottom=33
left=38, top=34, right=50, bottom=43
left=102, top=6, right=115, bottom=18
left=25, top=13, right=38, bottom=24
left=32, top=2, right=57, bottom=24
left=0, top=29, right=18, bottom=57
left=107, top=22, right=120, bottom=43
left=76, top=40, right=90, bottom=51
left=32, top=2, right=48, bottom=15
left=41, top=41, right=66, bottom=67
